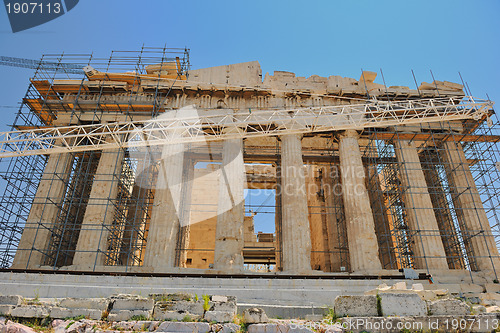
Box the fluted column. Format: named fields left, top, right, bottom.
left=365, top=165, right=397, bottom=269
left=422, top=159, right=465, bottom=269
left=12, top=148, right=73, bottom=269
left=176, top=158, right=195, bottom=268
left=73, top=148, right=124, bottom=268
left=118, top=184, right=146, bottom=266
left=323, top=164, right=348, bottom=272
left=280, top=134, right=312, bottom=273
left=274, top=161, right=283, bottom=270
left=213, top=137, right=245, bottom=271
left=143, top=142, right=185, bottom=270
left=440, top=141, right=500, bottom=273
left=118, top=158, right=152, bottom=266
left=394, top=140, right=449, bottom=270
left=339, top=130, right=382, bottom=272
left=306, top=165, right=327, bottom=271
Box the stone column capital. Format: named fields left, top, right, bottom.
left=338, top=129, right=359, bottom=140
left=279, top=133, right=304, bottom=142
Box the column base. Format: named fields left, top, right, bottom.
left=63, top=264, right=100, bottom=272
left=349, top=269, right=400, bottom=276
left=210, top=267, right=244, bottom=274
left=281, top=268, right=317, bottom=275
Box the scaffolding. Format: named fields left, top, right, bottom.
left=363, top=115, right=500, bottom=273
left=0, top=47, right=189, bottom=269
left=0, top=48, right=499, bottom=277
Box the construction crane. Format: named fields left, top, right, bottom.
left=0, top=56, right=84, bottom=74
left=0, top=95, right=493, bottom=158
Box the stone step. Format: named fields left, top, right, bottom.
left=238, top=303, right=329, bottom=319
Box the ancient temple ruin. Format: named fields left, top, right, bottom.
left=0, top=47, right=499, bottom=285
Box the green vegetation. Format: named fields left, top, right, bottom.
left=324, top=306, right=338, bottom=322
left=158, top=295, right=172, bottom=302
left=233, top=313, right=249, bottom=332
left=0, top=316, right=52, bottom=332
left=130, top=314, right=149, bottom=321
left=151, top=292, right=195, bottom=303
left=202, top=295, right=211, bottom=312
left=376, top=294, right=383, bottom=316
left=101, top=309, right=109, bottom=321
left=64, top=314, right=86, bottom=321
left=23, top=290, right=42, bottom=306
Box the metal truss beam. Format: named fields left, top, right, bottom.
left=0, top=96, right=493, bottom=158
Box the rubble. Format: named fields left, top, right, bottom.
left=428, top=298, right=470, bottom=316
left=243, top=308, right=269, bottom=324
left=0, top=321, right=36, bottom=333
left=379, top=293, right=427, bottom=316
left=333, top=295, right=378, bottom=317
left=0, top=293, right=238, bottom=324
left=2, top=288, right=500, bottom=332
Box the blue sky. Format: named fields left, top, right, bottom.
left=0, top=0, right=499, bottom=233
left=1, top=0, right=499, bottom=127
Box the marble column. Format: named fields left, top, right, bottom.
left=440, top=141, right=500, bottom=273
left=12, top=148, right=73, bottom=269
left=365, top=165, right=397, bottom=269
left=422, top=159, right=465, bottom=269
left=175, top=157, right=195, bottom=268
left=280, top=134, right=312, bottom=273
left=118, top=158, right=152, bottom=266
left=339, top=130, right=382, bottom=272
left=142, top=142, right=185, bottom=270
left=118, top=184, right=146, bottom=266
left=274, top=161, right=283, bottom=270
left=72, top=148, right=124, bottom=268
left=213, top=137, right=245, bottom=271
left=323, top=164, right=348, bottom=272
left=394, top=140, right=449, bottom=270
left=305, top=165, right=329, bottom=271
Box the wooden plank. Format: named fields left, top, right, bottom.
left=30, top=80, right=59, bottom=100
left=23, top=98, right=56, bottom=125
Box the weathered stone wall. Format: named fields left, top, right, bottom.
left=2, top=289, right=500, bottom=333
